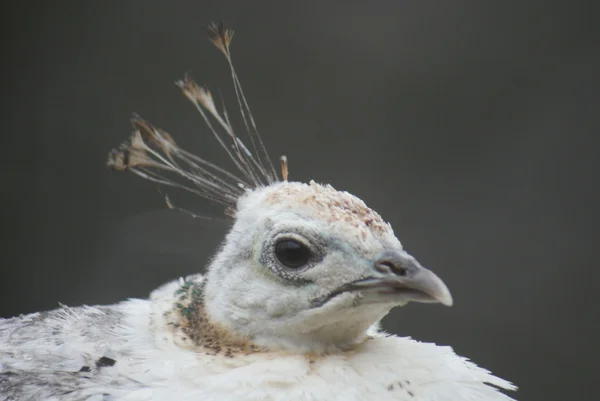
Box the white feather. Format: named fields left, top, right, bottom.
left=1, top=271, right=515, bottom=401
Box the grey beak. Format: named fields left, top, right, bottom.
left=337, top=250, right=453, bottom=307
left=417, top=268, right=454, bottom=306
left=370, top=250, right=453, bottom=306
left=388, top=263, right=454, bottom=306
left=311, top=250, right=453, bottom=308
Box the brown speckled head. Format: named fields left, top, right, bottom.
left=198, top=178, right=451, bottom=353
left=262, top=181, right=391, bottom=236
left=233, top=180, right=399, bottom=257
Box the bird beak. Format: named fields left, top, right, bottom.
left=316, top=250, right=453, bottom=308
left=345, top=265, right=454, bottom=306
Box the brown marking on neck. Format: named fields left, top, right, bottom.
left=164, top=280, right=264, bottom=356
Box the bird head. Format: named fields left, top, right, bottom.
left=203, top=181, right=452, bottom=353
left=108, top=22, right=452, bottom=354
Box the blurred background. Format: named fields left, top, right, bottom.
left=1, top=1, right=598, bottom=400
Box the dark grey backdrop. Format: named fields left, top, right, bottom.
left=2, top=2, right=598, bottom=401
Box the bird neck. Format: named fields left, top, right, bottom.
left=158, top=276, right=388, bottom=355
left=163, top=279, right=264, bottom=356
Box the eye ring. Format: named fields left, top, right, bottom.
left=274, top=238, right=312, bottom=269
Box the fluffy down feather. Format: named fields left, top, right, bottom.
left=1, top=275, right=515, bottom=401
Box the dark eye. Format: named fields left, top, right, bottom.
left=275, top=239, right=312, bottom=269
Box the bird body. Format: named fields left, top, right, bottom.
left=1, top=273, right=515, bottom=401
left=1, top=23, right=517, bottom=400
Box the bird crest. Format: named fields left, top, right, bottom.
left=107, top=21, right=285, bottom=217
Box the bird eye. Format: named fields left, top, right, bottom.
left=275, top=239, right=312, bottom=269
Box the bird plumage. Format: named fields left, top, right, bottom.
left=1, top=274, right=515, bottom=401
left=0, top=22, right=517, bottom=400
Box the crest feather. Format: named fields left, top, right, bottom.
left=108, top=22, right=284, bottom=217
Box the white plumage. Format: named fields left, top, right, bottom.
left=0, top=22, right=517, bottom=401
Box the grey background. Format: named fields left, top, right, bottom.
left=1, top=2, right=598, bottom=401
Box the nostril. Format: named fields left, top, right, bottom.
left=394, top=266, right=408, bottom=276
left=375, top=260, right=408, bottom=276
left=375, top=260, right=393, bottom=273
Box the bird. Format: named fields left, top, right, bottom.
left=0, top=22, right=517, bottom=401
